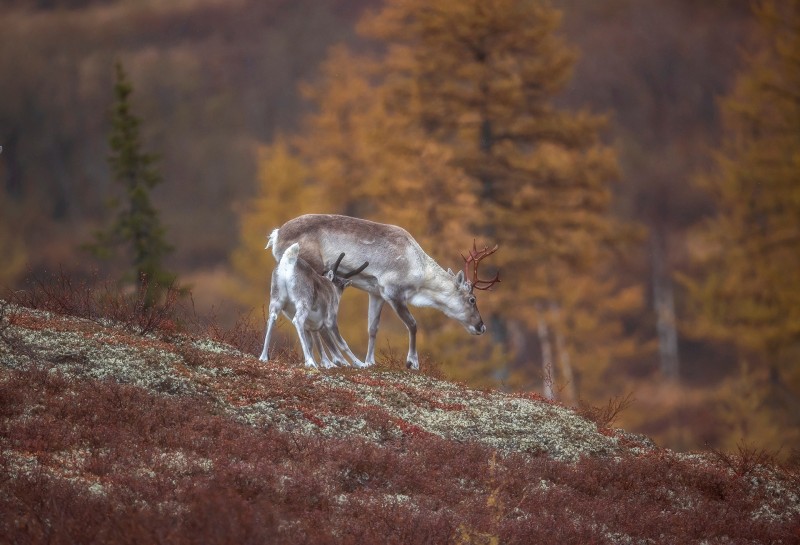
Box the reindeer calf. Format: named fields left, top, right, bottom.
left=259, top=242, right=367, bottom=369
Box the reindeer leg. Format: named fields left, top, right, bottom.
left=365, top=293, right=384, bottom=367
left=301, top=329, right=319, bottom=369
left=329, top=323, right=366, bottom=368
left=291, top=308, right=317, bottom=368
left=388, top=299, right=418, bottom=371
left=313, top=331, right=337, bottom=369
left=317, top=330, right=347, bottom=369
left=321, top=328, right=350, bottom=367
left=259, top=299, right=283, bottom=362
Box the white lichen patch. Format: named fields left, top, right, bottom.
left=233, top=401, right=321, bottom=436
left=747, top=467, right=800, bottom=524
left=189, top=338, right=244, bottom=357
left=332, top=375, right=602, bottom=460
left=318, top=372, right=618, bottom=461
left=602, top=529, right=656, bottom=545
left=1, top=449, right=41, bottom=480
left=3, top=321, right=195, bottom=396
left=156, top=449, right=214, bottom=476
left=1, top=447, right=111, bottom=500
left=86, top=481, right=107, bottom=497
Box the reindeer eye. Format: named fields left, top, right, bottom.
left=468, top=296, right=476, bottom=305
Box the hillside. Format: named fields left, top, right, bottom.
left=1, top=300, right=798, bottom=544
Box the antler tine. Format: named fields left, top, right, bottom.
left=331, top=253, right=345, bottom=277
left=462, top=240, right=500, bottom=291
left=473, top=269, right=501, bottom=290
left=342, top=261, right=369, bottom=279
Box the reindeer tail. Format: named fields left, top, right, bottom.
left=266, top=228, right=280, bottom=260
left=281, top=242, right=300, bottom=266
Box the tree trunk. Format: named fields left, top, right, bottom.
left=2, top=131, right=23, bottom=199
left=652, top=229, right=680, bottom=380
left=490, top=313, right=510, bottom=386
left=550, top=301, right=577, bottom=403
left=535, top=303, right=554, bottom=400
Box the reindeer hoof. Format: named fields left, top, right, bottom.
left=406, top=360, right=419, bottom=371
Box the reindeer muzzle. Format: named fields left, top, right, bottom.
left=471, top=320, right=486, bottom=335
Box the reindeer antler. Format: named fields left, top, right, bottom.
left=331, top=253, right=345, bottom=276
left=461, top=240, right=500, bottom=291
left=342, top=261, right=369, bottom=278
left=331, top=252, right=369, bottom=279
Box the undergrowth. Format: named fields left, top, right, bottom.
left=2, top=364, right=798, bottom=544
left=577, top=392, right=635, bottom=430
left=9, top=269, right=185, bottom=336
left=5, top=270, right=262, bottom=355
left=708, top=441, right=781, bottom=478
left=2, top=275, right=799, bottom=543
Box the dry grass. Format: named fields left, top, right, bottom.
left=577, top=392, right=635, bottom=430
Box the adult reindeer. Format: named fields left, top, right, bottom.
left=267, top=214, right=499, bottom=370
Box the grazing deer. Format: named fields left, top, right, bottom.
left=259, top=242, right=369, bottom=369
left=266, top=214, right=499, bottom=370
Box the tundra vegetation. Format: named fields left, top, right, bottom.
left=1, top=0, right=798, bottom=460
left=1, top=292, right=798, bottom=543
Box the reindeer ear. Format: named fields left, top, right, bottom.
left=454, top=270, right=465, bottom=286
left=447, top=268, right=454, bottom=276
left=325, top=270, right=334, bottom=281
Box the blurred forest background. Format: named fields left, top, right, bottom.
left=1, top=0, right=798, bottom=460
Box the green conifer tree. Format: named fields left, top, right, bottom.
left=89, top=61, right=175, bottom=303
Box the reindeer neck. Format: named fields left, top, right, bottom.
left=410, top=257, right=459, bottom=308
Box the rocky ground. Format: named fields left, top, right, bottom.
left=1, top=300, right=798, bottom=544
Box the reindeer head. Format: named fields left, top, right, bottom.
left=444, top=241, right=500, bottom=335
left=325, top=252, right=369, bottom=294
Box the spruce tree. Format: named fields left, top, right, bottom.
left=89, top=61, right=175, bottom=303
